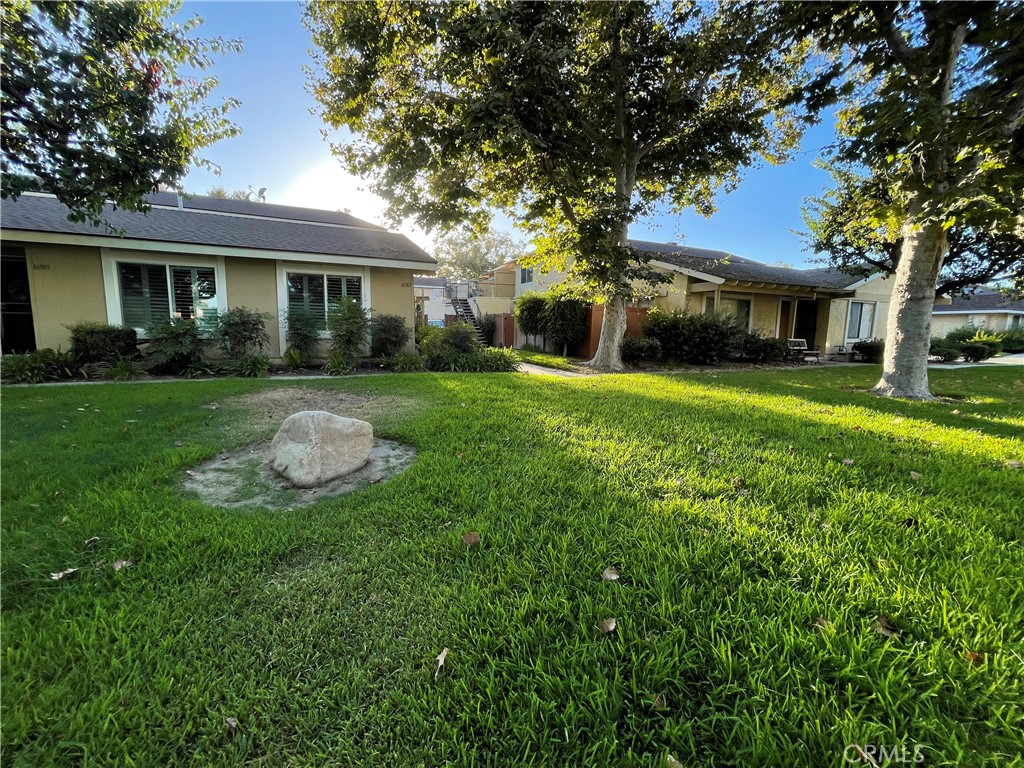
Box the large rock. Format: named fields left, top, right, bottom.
left=269, top=411, right=373, bottom=488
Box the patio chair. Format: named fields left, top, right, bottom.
left=787, top=338, right=822, bottom=364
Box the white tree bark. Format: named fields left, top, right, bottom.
left=873, top=194, right=947, bottom=399
left=588, top=295, right=627, bottom=370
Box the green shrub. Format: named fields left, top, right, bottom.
left=733, top=332, right=790, bottom=364
left=478, top=314, right=497, bottom=346
left=968, top=330, right=1002, bottom=357
left=99, top=356, right=149, bottom=381
left=961, top=342, right=992, bottom=362
left=143, top=319, right=210, bottom=375
left=324, top=349, right=355, bottom=376
left=369, top=313, right=411, bottom=358
left=929, top=340, right=963, bottom=362
left=216, top=307, right=271, bottom=359
left=388, top=351, right=426, bottom=372
left=999, top=328, right=1024, bottom=353
left=227, top=353, right=270, bottom=378
left=286, top=309, right=323, bottom=363
left=419, top=322, right=518, bottom=372
left=282, top=347, right=305, bottom=371
left=852, top=338, right=885, bottom=363
left=415, top=323, right=438, bottom=346
left=642, top=308, right=740, bottom=365
left=515, top=292, right=547, bottom=346
left=67, top=322, right=137, bottom=365
left=327, top=299, right=369, bottom=369
left=544, top=295, right=587, bottom=355
left=468, top=347, right=520, bottom=372
left=944, top=325, right=978, bottom=344
left=621, top=336, right=662, bottom=365
left=1, top=349, right=76, bottom=383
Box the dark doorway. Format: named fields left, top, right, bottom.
left=2, top=248, right=36, bottom=353
left=793, top=299, right=818, bottom=347
left=778, top=299, right=792, bottom=339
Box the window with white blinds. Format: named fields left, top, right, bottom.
left=118, top=263, right=218, bottom=329
left=287, top=272, right=362, bottom=326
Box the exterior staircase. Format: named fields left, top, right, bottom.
left=451, top=296, right=488, bottom=344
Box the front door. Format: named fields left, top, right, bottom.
left=1, top=249, right=36, bottom=353
left=778, top=299, right=792, bottom=339
left=793, top=299, right=818, bottom=347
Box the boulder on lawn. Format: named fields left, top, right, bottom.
left=269, top=411, right=373, bottom=488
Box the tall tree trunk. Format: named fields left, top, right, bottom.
left=873, top=193, right=947, bottom=399
left=588, top=296, right=627, bottom=370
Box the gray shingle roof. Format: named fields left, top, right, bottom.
left=1, top=193, right=436, bottom=266
left=630, top=240, right=864, bottom=290
left=934, top=292, right=1024, bottom=313
left=145, top=191, right=386, bottom=229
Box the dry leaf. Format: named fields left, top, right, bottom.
left=112, top=559, right=135, bottom=571
left=598, top=617, right=617, bottom=634
left=965, top=651, right=985, bottom=666
left=174, top=440, right=185, bottom=447
left=185, top=470, right=197, bottom=477
left=461, top=532, right=480, bottom=547
left=602, top=565, right=620, bottom=581
left=434, top=647, right=449, bottom=679
left=842, top=458, right=855, bottom=466
left=874, top=615, right=900, bottom=639
left=1006, top=460, right=1023, bottom=470
left=60, top=515, right=70, bottom=523
left=813, top=616, right=834, bottom=633
left=84, top=536, right=100, bottom=546
left=910, top=471, right=923, bottom=481
left=457, top=452, right=465, bottom=461
left=50, top=567, right=78, bottom=581
left=664, top=754, right=685, bottom=768
left=225, top=717, right=239, bottom=734
left=731, top=476, right=744, bottom=490
left=647, top=693, right=668, bottom=710
left=951, top=409, right=961, bottom=415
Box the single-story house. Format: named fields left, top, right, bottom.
left=0, top=191, right=436, bottom=356
left=478, top=240, right=895, bottom=355
left=931, top=291, right=1023, bottom=336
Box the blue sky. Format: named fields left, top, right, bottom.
left=178, top=1, right=840, bottom=267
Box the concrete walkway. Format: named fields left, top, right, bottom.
left=929, top=352, right=1023, bottom=370
left=517, top=362, right=587, bottom=378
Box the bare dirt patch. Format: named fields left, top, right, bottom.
left=219, top=386, right=413, bottom=432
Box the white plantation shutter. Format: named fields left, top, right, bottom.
left=119, top=264, right=170, bottom=327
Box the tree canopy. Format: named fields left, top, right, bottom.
left=431, top=228, right=523, bottom=282
left=1, top=0, right=241, bottom=225
left=305, top=0, right=810, bottom=368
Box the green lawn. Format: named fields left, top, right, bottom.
left=515, top=347, right=582, bottom=371
left=2, top=367, right=1022, bottom=767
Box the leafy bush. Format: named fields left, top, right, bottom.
left=143, top=319, right=210, bottom=375
left=216, top=307, right=271, bottom=358
left=369, top=313, right=411, bottom=358
left=324, top=349, right=355, bottom=376
left=286, top=309, right=323, bottom=363
left=327, top=299, right=369, bottom=368
left=944, top=326, right=978, bottom=344
left=961, top=342, right=993, bottom=362
left=478, top=314, right=497, bottom=346
left=642, top=308, right=740, bottom=365
left=999, top=328, right=1024, bottom=353
left=281, top=347, right=305, bottom=371
left=929, top=340, right=963, bottom=362
left=1, top=349, right=76, bottom=383
left=387, top=351, right=426, bottom=372
left=420, top=322, right=519, bottom=372
left=545, top=296, right=587, bottom=355
left=226, top=353, right=270, bottom=378
left=67, top=322, right=137, bottom=365
left=621, top=336, right=662, bottom=365
left=852, top=338, right=885, bottom=363
left=968, top=330, right=1002, bottom=357
left=733, top=332, right=790, bottom=364
left=98, top=356, right=149, bottom=380
left=515, top=292, right=547, bottom=345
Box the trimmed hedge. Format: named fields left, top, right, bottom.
left=67, top=322, right=137, bottom=365
left=621, top=336, right=662, bottom=366
left=852, top=338, right=885, bottom=363
left=642, top=309, right=740, bottom=365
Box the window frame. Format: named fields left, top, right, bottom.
left=703, top=292, right=753, bottom=331
left=845, top=300, right=877, bottom=343
left=101, top=250, right=226, bottom=333
left=519, top=266, right=534, bottom=285
left=276, top=261, right=370, bottom=352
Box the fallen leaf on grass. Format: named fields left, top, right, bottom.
left=951, top=409, right=961, bottom=415
left=225, top=717, right=239, bottom=734
left=461, top=532, right=480, bottom=547
left=112, top=559, right=134, bottom=571
left=84, top=536, right=100, bottom=546
left=965, top=651, right=986, bottom=666
left=842, top=458, right=855, bottom=466
left=731, top=476, right=744, bottom=490
left=50, top=567, right=78, bottom=581
left=1006, top=460, right=1023, bottom=471
left=602, top=565, right=620, bottom=581
left=910, top=471, right=923, bottom=481
left=663, top=754, right=685, bottom=768
left=60, top=515, right=70, bottom=523
left=874, top=615, right=901, bottom=639
left=435, top=647, right=449, bottom=679
left=185, top=470, right=197, bottom=477
left=813, top=616, right=834, bottom=633
left=598, top=617, right=617, bottom=634
left=645, top=693, right=668, bottom=710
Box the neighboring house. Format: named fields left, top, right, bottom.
left=931, top=291, right=1024, bottom=336
left=0, top=192, right=436, bottom=356
left=481, top=240, right=896, bottom=355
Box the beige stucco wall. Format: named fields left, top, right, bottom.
left=474, top=297, right=515, bottom=317
left=370, top=267, right=416, bottom=351
left=751, top=295, right=778, bottom=336
left=824, top=299, right=849, bottom=351
left=931, top=313, right=1011, bottom=335
left=26, top=244, right=106, bottom=350
left=224, top=257, right=281, bottom=357
left=651, top=273, right=690, bottom=311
